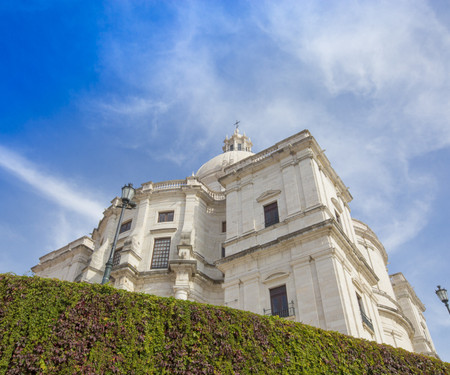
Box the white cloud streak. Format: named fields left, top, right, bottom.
left=0, top=145, right=104, bottom=221
left=82, top=1, right=450, bottom=253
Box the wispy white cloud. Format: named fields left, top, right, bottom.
left=80, top=0, right=450, bottom=253
left=247, top=0, right=450, bottom=250
left=0, top=145, right=104, bottom=221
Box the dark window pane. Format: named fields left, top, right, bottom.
left=151, top=238, right=171, bottom=269
left=119, top=220, right=132, bottom=233
left=356, top=293, right=365, bottom=314
left=112, top=248, right=122, bottom=267
left=222, top=221, right=226, bottom=233
left=158, top=211, right=174, bottom=222
left=270, top=285, right=289, bottom=317
left=264, top=202, right=279, bottom=227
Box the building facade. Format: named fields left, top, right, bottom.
left=32, top=129, right=437, bottom=357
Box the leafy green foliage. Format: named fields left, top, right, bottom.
left=0, top=274, right=448, bottom=374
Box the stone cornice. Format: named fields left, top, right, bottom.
left=120, top=244, right=143, bottom=262
left=223, top=203, right=324, bottom=247
left=169, top=259, right=197, bottom=276
left=322, top=218, right=379, bottom=285
left=36, top=236, right=94, bottom=263
left=353, top=219, right=388, bottom=264
left=32, top=237, right=94, bottom=272
left=218, top=130, right=352, bottom=204
left=150, top=227, right=177, bottom=235
left=377, top=304, right=415, bottom=337
left=192, top=251, right=217, bottom=268
left=218, top=218, right=379, bottom=285
left=111, top=263, right=139, bottom=280
left=217, top=220, right=332, bottom=267
left=192, top=269, right=224, bottom=284
left=390, top=273, right=426, bottom=312
left=372, top=289, right=403, bottom=311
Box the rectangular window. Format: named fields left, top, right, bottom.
left=119, top=220, right=132, bottom=233
left=238, top=143, right=242, bottom=150
left=357, top=293, right=374, bottom=331
left=151, top=238, right=171, bottom=269
left=158, top=211, right=174, bottom=223
left=270, top=285, right=289, bottom=317
left=264, top=202, right=279, bottom=227
left=222, top=221, right=226, bottom=233
left=221, top=246, right=225, bottom=258
left=356, top=293, right=365, bottom=314
left=230, top=144, right=234, bottom=151
left=112, top=248, right=122, bottom=267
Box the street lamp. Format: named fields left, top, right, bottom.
left=435, top=285, right=450, bottom=314
left=101, top=183, right=136, bottom=285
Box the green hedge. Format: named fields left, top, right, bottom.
left=0, top=274, right=448, bottom=374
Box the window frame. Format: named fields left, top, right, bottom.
left=270, top=285, right=289, bottom=317
left=158, top=211, right=174, bottom=223
left=112, top=247, right=122, bottom=267
left=356, top=292, right=374, bottom=331
left=150, top=237, right=171, bottom=269
left=119, top=220, right=132, bottom=233
left=264, top=201, right=279, bottom=227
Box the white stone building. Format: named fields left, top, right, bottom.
left=32, top=129, right=436, bottom=357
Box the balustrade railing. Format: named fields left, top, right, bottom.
left=264, top=301, right=295, bottom=318
left=153, top=180, right=187, bottom=190
left=142, top=179, right=225, bottom=201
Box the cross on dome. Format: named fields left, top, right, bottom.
left=223, top=123, right=252, bottom=153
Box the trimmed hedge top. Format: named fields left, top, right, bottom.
left=0, top=274, right=448, bottom=374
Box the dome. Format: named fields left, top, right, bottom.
left=196, top=127, right=254, bottom=191
left=196, top=150, right=254, bottom=191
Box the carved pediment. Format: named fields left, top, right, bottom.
left=262, top=271, right=290, bottom=284
left=256, top=189, right=281, bottom=203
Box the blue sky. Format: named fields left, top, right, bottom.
left=1, top=0, right=449, bottom=361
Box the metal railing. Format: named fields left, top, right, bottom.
left=264, top=301, right=295, bottom=318
left=361, top=311, right=374, bottom=331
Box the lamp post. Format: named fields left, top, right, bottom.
left=101, top=183, right=136, bottom=285
left=435, top=285, right=450, bottom=314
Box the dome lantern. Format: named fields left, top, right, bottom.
left=222, top=127, right=252, bottom=153
left=197, top=126, right=254, bottom=191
